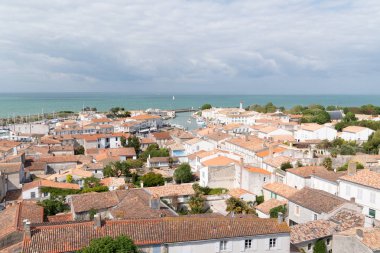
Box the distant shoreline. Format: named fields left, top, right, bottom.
left=1, top=93, right=380, bottom=118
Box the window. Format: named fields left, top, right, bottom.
left=369, top=208, right=376, bottom=218
left=30, top=192, right=36, bottom=198
left=271, top=192, right=277, bottom=199
left=370, top=192, right=376, bottom=204
left=269, top=238, right=277, bottom=249
left=357, top=189, right=363, bottom=200
left=263, top=177, right=266, bottom=182
left=313, top=214, right=318, bottom=220
left=295, top=205, right=300, bottom=216
left=245, top=239, right=252, bottom=249
left=326, top=238, right=330, bottom=245
left=220, top=241, right=227, bottom=251
left=307, top=243, right=312, bottom=250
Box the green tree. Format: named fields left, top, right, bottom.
left=226, top=197, right=255, bottom=214
left=363, top=130, right=380, bottom=154
left=188, top=194, right=207, bottom=214
left=280, top=162, right=293, bottom=171
left=78, top=236, right=139, bottom=253
left=38, top=195, right=69, bottom=217
left=139, top=144, right=169, bottom=160
left=201, top=104, right=212, bottom=110
left=66, top=174, right=73, bottom=183
left=140, top=172, right=165, bottom=187
left=74, top=145, right=85, bottom=155
left=120, top=136, right=127, bottom=147
left=322, top=157, right=333, bottom=171
left=343, top=112, right=358, bottom=122
left=127, top=136, right=141, bottom=154
left=173, top=163, right=193, bottom=184
left=313, top=239, right=327, bottom=253
left=269, top=205, right=287, bottom=218
left=83, top=176, right=101, bottom=189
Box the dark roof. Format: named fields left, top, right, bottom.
left=326, top=110, right=344, bottom=120
left=288, top=187, right=347, bottom=214
left=23, top=216, right=290, bottom=253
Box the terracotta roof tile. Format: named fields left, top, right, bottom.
left=339, top=169, right=380, bottom=190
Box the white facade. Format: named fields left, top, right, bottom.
left=22, top=186, right=49, bottom=200
left=341, top=128, right=374, bottom=142
left=241, top=169, right=270, bottom=195
left=257, top=129, right=293, bottom=140
left=184, top=139, right=214, bottom=155
left=338, top=180, right=380, bottom=220
left=310, top=175, right=338, bottom=195
left=167, top=234, right=290, bottom=253
left=295, top=126, right=337, bottom=142
left=285, top=172, right=309, bottom=190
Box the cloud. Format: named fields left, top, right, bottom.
left=0, top=0, right=379, bottom=93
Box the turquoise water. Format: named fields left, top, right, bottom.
left=0, top=93, right=380, bottom=117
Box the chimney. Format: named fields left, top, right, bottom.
left=364, top=216, right=375, bottom=228
left=150, top=194, right=160, bottom=210
left=93, top=214, right=101, bottom=228
left=350, top=197, right=356, bottom=203
left=140, top=181, right=144, bottom=188
left=269, top=145, right=274, bottom=159
left=356, top=228, right=364, bottom=240
left=277, top=212, right=284, bottom=224
left=348, top=161, right=357, bottom=176
left=24, top=220, right=31, bottom=239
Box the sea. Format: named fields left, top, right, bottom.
left=1, top=93, right=380, bottom=128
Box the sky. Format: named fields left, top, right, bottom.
left=0, top=0, right=379, bottom=94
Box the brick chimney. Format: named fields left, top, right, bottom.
left=277, top=212, right=284, bottom=224
left=93, top=214, right=101, bottom=228
left=24, top=220, right=31, bottom=240
left=150, top=194, right=160, bottom=210
left=348, top=161, right=357, bottom=176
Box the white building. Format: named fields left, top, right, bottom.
left=241, top=166, right=271, bottom=195
left=22, top=179, right=80, bottom=200
left=183, top=138, right=214, bottom=154
left=23, top=216, right=291, bottom=253
left=294, top=123, right=337, bottom=142
left=338, top=169, right=380, bottom=220
left=285, top=166, right=327, bottom=190
left=340, top=126, right=374, bottom=142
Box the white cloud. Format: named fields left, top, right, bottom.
left=0, top=0, right=379, bottom=93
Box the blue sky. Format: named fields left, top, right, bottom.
left=0, top=0, right=379, bottom=94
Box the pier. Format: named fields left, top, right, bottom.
left=173, top=108, right=198, bottom=113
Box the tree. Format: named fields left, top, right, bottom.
left=313, top=239, right=327, bottom=253
left=83, top=176, right=101, bottom=188
left=38, top=195, right=69, bottom=217
left=322, top=157, right=333, bottom=170
left=280, top=162, right=293, bottom=171
left=78, top=236, right=139, bottom=253
left=140, top=172, right=165, bottom=187
left=66, top=174, right=73, bottom=183
left=127, top=136, right=141, bottom=154
left=139, top=144, right=169, bottom=160
left=201, top=104, right=212, bottom=110
left=120, top=136, right=127, bottom=147
left=363, top=130, right=380, bottom=154
left=343, top=112, right=358, bottom=122
left=74, top=145, right=85, bottom=155
left=173, top=163, right=193, bottom=184
left=269, top=205, right=287, bottom=218
left=188, top=194, right=207, bottom=214
left=226, top=197, right=255, bottom=214
left=103, top=161, right=133, bottom=178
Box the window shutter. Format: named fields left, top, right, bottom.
left=240, top=240, right=245, bottom=252
left=215, top=241, right=220, bottom=252
left=276, top=238, right=280, bottom=250
left=227, top=241, right=232, bottom=251
left=252, top=239, right=257, bottom=251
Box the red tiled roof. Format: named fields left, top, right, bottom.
left=23, top=216, right=289, bottom=253
left=23, top=179, right=80, bottom=191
